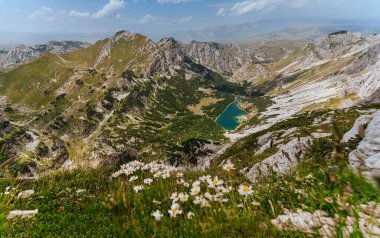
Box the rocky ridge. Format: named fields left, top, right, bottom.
left=0, top=41, right=90, bottom=68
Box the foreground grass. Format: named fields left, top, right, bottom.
left=1, top=134, right=379, bottom=237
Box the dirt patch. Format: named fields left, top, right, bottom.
left=188, top=97, right=223, bottom=116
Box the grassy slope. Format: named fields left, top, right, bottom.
left=0, top=54, right=74, bottom=109
left=1, top=109, right=379, bottom=237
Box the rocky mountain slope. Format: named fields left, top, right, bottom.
left=0, top=41, right=90, bottom=68
left=0, top=30, right=380, bottom=181
left=226, top=32, right=380, bottom=140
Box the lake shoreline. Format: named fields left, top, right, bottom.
left=215, top=97, right=248, bottom=131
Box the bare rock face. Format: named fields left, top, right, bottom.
left=349, top=110, right=380, bottom=180
left=345, top=44, right=380, bottom=75
left=308, top=32, right=365, bottom=59
left=228, top=63, right=269, bottom=84
left=246, top=137, right=312, bottom=182
left=0, top=41, right=90, bottom=68
left=145, top=37, right=213, bottom=79
left=183, top=41, right=252, bottom=75
left=342, top=114, right=373, bottom=143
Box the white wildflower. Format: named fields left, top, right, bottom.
left=223, top=162, right=235, bottom=171
left=200, top=198, right=211, bottom=208
left=152, top=210, right=163, bottom=221
left=168, top=203, right=182, bottom=218
left=191, top=187, right=201, bottom=196
left=187, top=211, right=195, bottom=219
left=199, top=175, right=211, bottom=182
left=144, top=178, right=153, bottom=185
left=133, top=185, right=144, bottom=193
left=238, top=185, right=253, bottom=196
left=170, top=192, right=179, bottom=202
left=179, top=193, right=189, bottom=202
left=192, top=181, right=201, bottom=188
left=207, top=176, right=223, bottom=188
left=129, top=175, right=138, bottom=182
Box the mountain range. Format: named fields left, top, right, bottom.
left=0, top=29, right=379, bottom=177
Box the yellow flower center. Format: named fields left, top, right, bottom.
left=243, top=187, right=250, bottom=193
left=212, top=180, right=218, bottom=185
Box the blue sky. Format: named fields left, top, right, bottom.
left=0, top=0, right=380, bottom=44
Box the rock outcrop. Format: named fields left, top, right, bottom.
left=145, top=37, right=214, bottom=79
left=183, top=41, right=252, bottom=75
left=246, top=137, right=312, bottom=182
left=228, top=63, right=269, bottom=84
left=0, top=41, right=90, bottom=68
left=349, top=110, right=380, bottom=180
left=342, top=114, right=373, bottom=142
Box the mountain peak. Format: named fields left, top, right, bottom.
left=113, top=30, right=132, bottom=40
left=157, top=37, right=182, bottom=49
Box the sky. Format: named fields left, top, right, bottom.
left=0, top=0, right=380, bottom=44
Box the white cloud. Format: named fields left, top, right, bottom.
left=139, top=14, right=164, bottom=24
left=177, top=16, right=193, bottom=24
left=28, top=7, right=68, bottom=21
left=135, top=14, right=193, bottom=25
left=69, top=10, right=91, bottom=18
left=217, top=8, right=226, bottom=17
left=157, top=0, right=196, bottom=3
left=228, top=0, right=315, bottom=16
left=29, top=0, right=125, bottom=21
left=28, top=6, right=55, bottom=21
left=91, top=0, right=125, bottom=19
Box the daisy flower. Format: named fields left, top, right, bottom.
left=170, top=192, right=179, bottom=202
left=179, top=193, right=189, bottom=202
left=187, top=211, right=195, bottom=219
left=223, top=162, right=235, bottom=171
left=238, top=185, right=253, bottom=196
left=207, top=176, right=224, bottom=188
left=200, top=198, right=211, bottom=208
left=190, top=187, right=201, bottom=196
left=168, top=203, right=183, bottom=218
left=144, top=178, right=153, bottom=185
left=199, top=175, right=211, bottom=182
left=133, top=185, right=144, bottom=193
left=192, top=181, right=201, bottom=188
left=152, top=210, right=163, bottom=221
left=193, top=196, right=203, bottom=205
left=204, top=192, right=214, bottom=201
left=129, top=176, right=138, bottom=182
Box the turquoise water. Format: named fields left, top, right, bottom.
left=216, top=99, right=247, bottom=131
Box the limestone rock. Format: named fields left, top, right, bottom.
left=183, top=41, right=251, bottom=75
left=17, top=190, right=35, bottom=199
left=0, top=41, right=90, bottom=68
left=349, top=110, right=380, bottom=179
left=342, top=114, right=373, bottom=142
left=246, top=137, right=312, bottom=182
left=7, top=209, right=38, bottom=220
